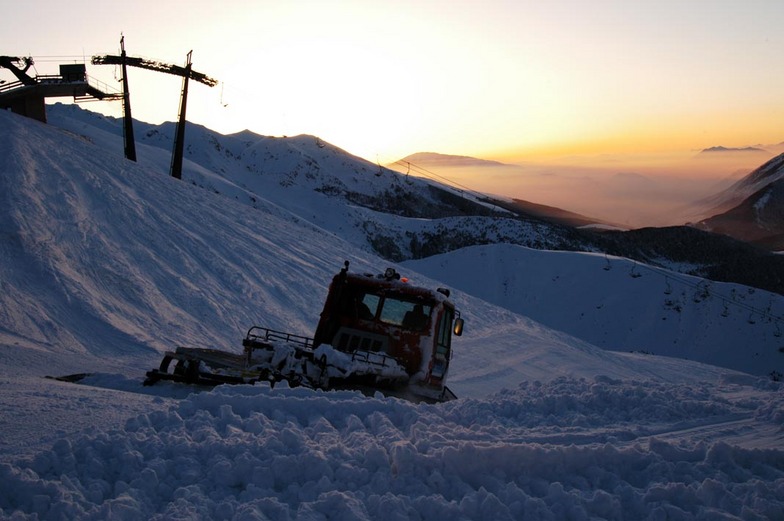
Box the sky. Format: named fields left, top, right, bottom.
left=3, top=1, right=784, bottom=167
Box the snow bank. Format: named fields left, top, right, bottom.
left=2, top=378, right=782, bottom=520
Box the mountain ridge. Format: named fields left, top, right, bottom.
left=3, top=107, right=782, bottom=382
left=695, top=153, right=784, bottom=250
left=699, top=145, right=768, bottom=154
left=45, top=104, right=784, bottom=295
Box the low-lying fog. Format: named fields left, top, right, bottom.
left=399, top=148, right=781, bottom=228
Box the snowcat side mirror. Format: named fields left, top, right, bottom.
left=453, top=318, right=464, bottom=336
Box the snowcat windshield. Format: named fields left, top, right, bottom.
left=359, top=293, right=432, bottom=331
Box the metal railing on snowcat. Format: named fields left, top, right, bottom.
left=242, top=326, right=314, bottom=353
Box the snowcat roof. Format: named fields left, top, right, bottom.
left=341, top=271, right=453, bottom=306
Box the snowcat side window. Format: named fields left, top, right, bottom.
left=436, top=308, right=453, bottom=354
left=430, top=308, right=454, bottom=380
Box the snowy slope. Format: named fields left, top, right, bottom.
left=3, top=109, right=747, bottom=395
left=1, top=109, right=328, bottom=370
left=1, top=109, right=783, bottom=519
left=46, top=103, right=584, bottom=262
left=404, top=244, right=784, bottom=377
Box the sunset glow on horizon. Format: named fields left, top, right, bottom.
left=4, top=1, right=783, bottom=170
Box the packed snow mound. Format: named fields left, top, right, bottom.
left=1, top=378, right=782, bottom=520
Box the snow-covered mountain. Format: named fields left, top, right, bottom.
left=1, top=107, right=783, bottom=519
left=694, top=154, right=784, bottom=250
left=42, top=104, right=784, bottom=364
left=699, top=181, right=784, bottom=251
left=694, top=153, right=784, bottom=215
left=11, top=105, right=778, bottom=380
left=48, top=104, right=784, bottom=296
left=47, top=103, right=585, bottom=263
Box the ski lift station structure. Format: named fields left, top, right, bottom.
left=1, top=38, right=217, bottom=179
left=0, top=56, right=122, bottom=122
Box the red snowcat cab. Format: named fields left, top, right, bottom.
left=144, top=262, right=464, bottom=403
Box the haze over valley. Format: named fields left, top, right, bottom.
left=394, top=147, right=783, bottom=229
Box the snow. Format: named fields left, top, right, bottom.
left=403, top=244, right=784, bottom=377
left=311, top=344, right=408, bottom=381
left=1, top=107, right=783, bottom=519
left=2, top=381, right=783, bottom=520
left=754, top=190, right=772, bottom=213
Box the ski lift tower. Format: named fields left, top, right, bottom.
left=92, top=38, right=218, bottom=179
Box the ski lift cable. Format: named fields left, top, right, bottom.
left=392, top=160, right=474, bottom=190
left=390, top=160, right=494, bottom=204
left=627, top=259, right=784, bottom=324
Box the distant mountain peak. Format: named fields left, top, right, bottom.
left=699, top=145, right=767, bottom=154
left=396, top=152, right=507, bottom=168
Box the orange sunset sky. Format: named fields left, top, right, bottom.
left=3, top=0, right=783, bottom=172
